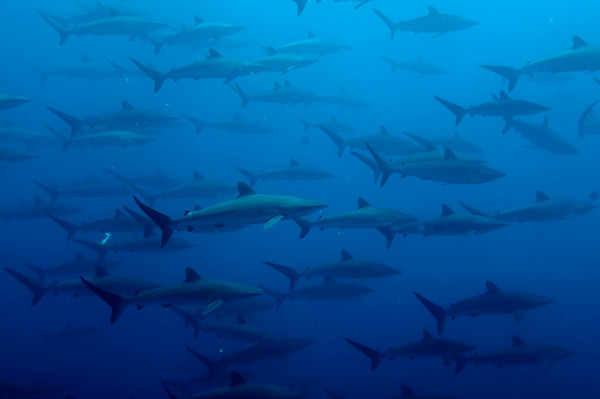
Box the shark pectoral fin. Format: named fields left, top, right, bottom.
left=513, top=309, right=525, bottom=323
left=203, top=299, right=224, bottom=315
left=264, top=215, right=284, bottom=229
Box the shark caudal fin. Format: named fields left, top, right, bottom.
left=350, top=150, right=381, bottom=184
left=379, top=55, right=399, bottom=73
left=292, top=0, right=308, bottom=16
left=453, top=355, right=468, bottom=373
left=321, top=126, right=346, bottom=157
left=578, top=100, right=598, bottom=138
left=129, top=57, right=166, bottom=93
left=129, top=184, right=157, bottom=207
left=80, top=277, right=127, bottom=323
left=259, top=285, right=287, bottom=310
left=47, top=214, right=78, bottom=240
left=373, top=9, right=398, bottom=39
left=293, top=217, right=312, bottom=239
left=32, top=180, right=60, bottom=203
left=414, top=291, right=447, bottom=334
left=186, top=347, right=219, bottom=377
left=4, top=267, right=47, bottom=305
left=179, top=114, right=205, bottom=134
left=74, top=239, right=109, bottom=263
left=46, top=106, right=83, bottom=137
left=229, top=83, right=250, bottom=108
left=344, top=338, right=383, bottom=370
left=364, top=143, right=393, bottom=187
left=133, top=196, right=175, bottom=248
left=122, top=205, right=155, bottom=238
left=434, top=96, right=467, bottom=125
left=479, top=65, right=520, bottom=93
left=376, top=227, right=396, bottom=249
left=263, top=261, right=301, bottom=291
left=234, top=168, right=258, bottom=187
left=159, top=377, right=178, bottom=399
left=166, top=305, right=200, bottom=338
left=38, top=12, right=71, bottom=45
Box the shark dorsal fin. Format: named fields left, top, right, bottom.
left=208, top=48, right=222, bottom=59
left=193, top=16, right=204, bottom=24
left=184, top=210, right=191, bottom=216
left=422, top=330, right=433, bottom=341
left=114, top=209, right=125, bottom=218
left=273, top=82, right=281, bottom=90
left=289, top=158, right=299, bottom=167
left=121, top=100, right=133, bottom=110
left=184, top=268, right=202, bottom=283
left=284, top=80, right=293, bottom=88
left=444, top=148, right=458, bottom=161
left=512, top=335, right=526, bottom=347
left=95, top=266, right=109, bottom=278
left=441, top=204, right=455, bottom=216
left=236, top=315, right=248, bottom=325
left=428, top=6, right=439, bottom=15
left=542, top=116, right=549, bottom=128
left=380, top=125, right=390, bottom=136
left=357, top=197, right=370, bottom=209
left=485, top=281, right=501, bottom=294
left=499, top=91, right=510, bottom=100
left=194, top=205, right=202, bottom=211
left=572, top=36, right=588, bottom=49
left=81, top=54, right=91, bottom=63
left=108, top=7, right=118, bottom=18
left=324, top=276, right=335, bottom=284
left=237, top=182, right=256, bottom=197
left=401, top=384, right=415, bottom=397
left=193, top=171, right=204, bottom=180
left=307, top=31, right=316, bottom=39
left=341, top=249, right=353, bottom=260
left=33, top=196, right=45, bottom=204
left=230, top=371, right=246, bottom=386
left=340, top=87, right=347, bottom=94
left=535, top=191, right=550, bottom=202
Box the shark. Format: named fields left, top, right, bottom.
left=414, top=281, right=554, bottom=334
left=505, top=117, right=579, bottom=155
left=322, top=126, right=422, bottom=157
left=0, top=93, right=30, bottom=110
left=578, top=100, right=600, bottom=137
left=0, top=196, right=82, bottom=220
left=23, top=253, right=119, bottom=281
left=133, top=182, right=327, bottom=247
left=46, top=124, right=154, bottom=151
left=34, top=177, right=130, bottom=202
left=480, top=36, right=600, bottom=92
left=106, top=169, right=181, bottom=188
left=181, top=113, right=279, bottom=135
left=494, top=191, right=597, bottom=222
left=379, top=56, right=446, bottom=76
left=263, top=249, right=400, bottom=290
left=81, top=267, right=264, bottom=322
left=298, top=116, right=354, bottom=134
left=373, top=6, right=478, bottom=39
left=0, top=122, right=56, bottom=150
left=345, top=330, right=475, bottom=370
left=0, top=146, right=38, bottom=163
left=264, top=32, right=351, bottom=56
left=236, top=159, right=333, bottom=186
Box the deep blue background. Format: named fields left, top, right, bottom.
left=1, top=1, right=599, bottom=398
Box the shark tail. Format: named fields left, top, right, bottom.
left=373, top=9, right=397, bottom=39
left=376, top=227, right=395, bottom=249
left=160, top=377, right=178, bottom=399
left=298, top=118, right=311, bottom=131
left=47, top=214, right=78, bottom=240
left=229, top=83, right=249, bottom=108
left=45, top=124, right=71, bottom=151
left=145, top=34, right=164, bottom=55
left=179, top=114, right=204, bottom=134
left=378, top=55, right=398, bottom=73
left=578, top=100, right=598, bottom=138
left=105, top=169, right=130, bottom=186
left=24, top=59, right=48, bottom=84
left=234, top=168, right=258, bottom=186
left=166, top=305, right=200, bottom=338
left=259, top=285, right=287, bottom=310
left=133, top=196, right=175, bottom=248
left=414, top=291, right=447, bottom=334
left=122, top=205, right=155, bottom=238
left=434, top=96, right=467, bottom=125
left=129, top=184, right=156, bottom=207
left=350, top=151, right=381, bottom=184
left=292, top=0, right=308, bottom=16
left=23, top=263, right=46, bottom=281
left=502, top=117, right=513, bottom=135
left=74, top=239, right=109, bottom=263
left=33, top=180, right=59, bottom=203
left=80, top=277, right=127, bottom=323
left=129, top=57, right=166, bottom=93
left=186, top=347, right=219, bottom=377
left=38, top=12, right=70, bottom=45
left=457, top=201, right=489, bottom=217
left=479, top=65, right=520, bottom=93
left=293, top=217, right=312, bottom=239
left=46, top=106, right=83, bottom=137
left=453, top=355, right=468, bottom=373
left=263, top=261, right=301, bottom=290
left=4, top=267, right=47, bottom=305
left=364, top=143, right=393, bottom=188
left=321, top=126, right=346, bottom=157
left=344, top=338, right=382, bottom=371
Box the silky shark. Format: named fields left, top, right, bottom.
left=379, top=55, right=446, bottom=76
left=134, top=182, right=327, bottom=247
left=495, top=191, right=597, bottom=222
left=373, top=6, right=478, bottom=39
left=481, top=36, right=600, bottom=92
left=181, top=113, right=279, bottom=135
left=322, top=126, right=422, bottom=157
left=345, top=330, right=474, bottom=370
left=236, top=159, right=333, bottom=186
left=81, top=267, right=264, bottom=322
left=0, top=93, right=30, bottom=110
left=414, top=281, right=554, bottom=334
left=505, top=117, right=579, bottom=155
left=263, top=249, right=400, bottom=290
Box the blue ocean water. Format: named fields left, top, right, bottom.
left=1, top=0, right=599, bottom=398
